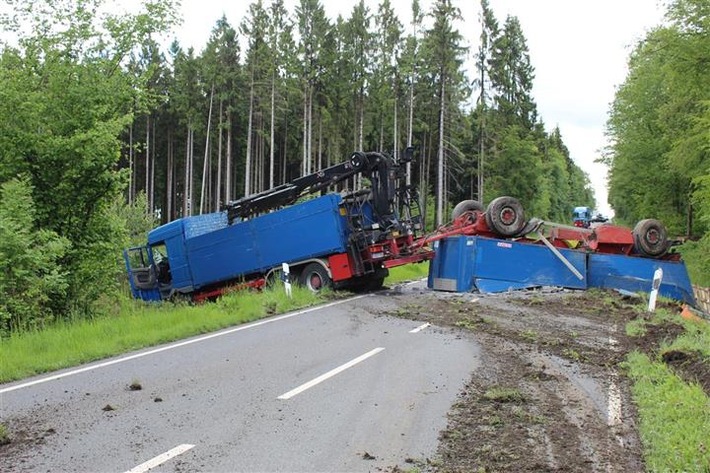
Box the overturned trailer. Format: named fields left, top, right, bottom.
left=426, top=197, right=697, bottom=307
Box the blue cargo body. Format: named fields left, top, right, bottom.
left=148, top=194, right=349, bottom=293
left=428, top=236, right=587, bottom=293
left=587, top=253, right=696, bottom=306
left=428, top=235, right=696, bottom=306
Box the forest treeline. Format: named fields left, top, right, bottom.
left=604, top=0, right=709, bottom=279
left=0, top=0, right=704, bottom=334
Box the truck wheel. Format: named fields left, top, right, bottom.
left=485, top=196, right=526, bottom=237
left=452, top=200, right=484, bottom=220
left=633, top=219, right=669, bottom=257
left=299, top=263, right=332, bottom=292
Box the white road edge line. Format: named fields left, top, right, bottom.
left=278, top=347, right=385, bottom=400
left=0, top=295, right=369, bottom=395
left=124, top=444, right=195, bottom=473
left=607, top=328, right=623, bottom=428
left=409, top=323, right=430, bottom=333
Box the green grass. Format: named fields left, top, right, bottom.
left=384, top=261, right=429, bottom=285
left=0, top=262, right=431, bottom=384
left=624, top=351, right=710, bottom=472
left=0, top=284, right=325, bottom=384
left=662, top=316, right=710, bottom=358
left=0, top=424, right=9, bottom=445
left=623, top=303, right=710, bottom=471
left=482, top=387, right=525, bottom=403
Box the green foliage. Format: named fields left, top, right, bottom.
left=0, top=0, right=178, bottom=325
left=605, top=0, right=709, bottom=236
left=624, top=351, right=710, bottom=472
left=678, top=238, right=710, bottom=286
left=0, top=178, right=69, bottom=334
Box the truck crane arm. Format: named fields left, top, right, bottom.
left=224, top=149, right=412, bottom=225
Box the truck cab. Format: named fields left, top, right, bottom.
left=572, top=206, right=592, bottom=228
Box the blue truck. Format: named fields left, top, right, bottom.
left=124, top=150, right=431, bottom=302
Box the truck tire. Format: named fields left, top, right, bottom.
left=299, top=262, right=332, bottom=292
left=485, top=196, right=526, bottom=237
left=452, top=200, right=484, bottom=220
left=633, top=219, right=669, bottom=257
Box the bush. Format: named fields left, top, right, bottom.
left=0, top=178, right=69, bottom=334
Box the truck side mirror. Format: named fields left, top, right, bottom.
left=402, top=147, right=415, bottom=163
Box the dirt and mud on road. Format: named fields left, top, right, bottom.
left=385, top=287, right=691, bottom=473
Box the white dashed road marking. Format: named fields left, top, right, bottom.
left=124, top=444, right=195, bottom=473
left=278, top=347, right=385, bottom=400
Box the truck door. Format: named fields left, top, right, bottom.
left=123, top=246, right=162, bottom=301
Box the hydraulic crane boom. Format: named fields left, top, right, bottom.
left=224, top=149, right=413, bottom=225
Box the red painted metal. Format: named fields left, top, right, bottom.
left=409, top=208, right=675, bottom=261
left=328, top=253, right=354, bottom=282
left=192, top=278, right=266, bottom=303
left=383, top=251, right=434, bottom=268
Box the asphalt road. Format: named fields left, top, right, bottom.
left=0, top=285, right=480, bottom=472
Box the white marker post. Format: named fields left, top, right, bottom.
left=647, top=267, right=663, bottom=312
left=282, top=262, right=292, bottom=298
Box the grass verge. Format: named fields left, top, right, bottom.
left=384, top=261, right=429, bottom=285
left=624, top=351, right=710, bottom=472
left=624, top=307, right=710, bottom=471
left=0, top=262, right=431, bottom=385
left=0, top=284, right=325, bottom=384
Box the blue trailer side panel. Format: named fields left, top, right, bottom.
left=472, top=237, right=587, bottom=293
left=427, top=237, right=476, bottom=291
left=587, top=253, right=696, bottom=306
left=428, top=236, right=587, bottom=293
left=185, top=194, right=349, bottom=289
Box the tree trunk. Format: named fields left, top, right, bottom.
left=200, top=84, right=215, bottom=214
left=150, top=121, right=155, bottom=215
left=307, top=87, right=313, bottom=174
left=226, top=123, right=232, bottom=204
left=167, top=130, right=173, bottom=222
left=302, top=87, right=308, bottom=176
left=145, top=116, right=150, bottom=213
left=478, top=64, right=485, bottom=203
left=129, top=124, right=134, bottom=205
left=184, top=127, right=191, bottom=217
left=407, top=80, right=414, bottom=186
left=437, top=81, right=445, bottom=227
left=245, top=77, right=255, bottom=196
left=216, top=99, right=223, bottom=210
left=317, top=114, right=322, bottom=171
left=269, top=73, right=276, bottom=189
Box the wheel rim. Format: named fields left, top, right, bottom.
left=646, top=229, right=660, bottom=245
left=308, top=272, right=322, bottom=290
left=500, top=207, right=516, bottom=225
